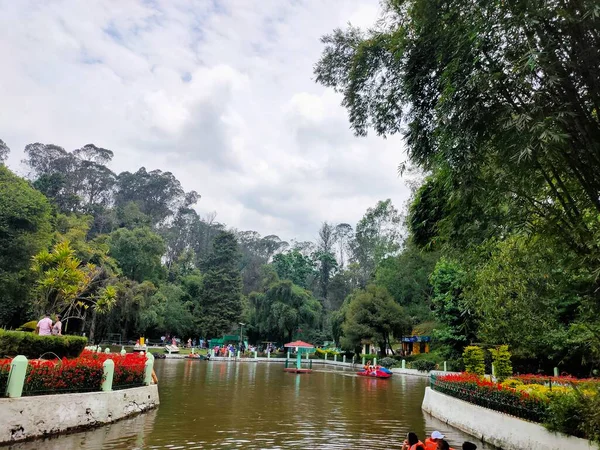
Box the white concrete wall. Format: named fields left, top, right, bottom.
left=422, top=387, right=597, bottom=450
left=0, top=385, right=159, bottom=444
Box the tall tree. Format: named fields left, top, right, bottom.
left=351, top=199, right=402, bottom=286
left=108, top=227, right=166, bottom=283
left=315, top=222, right=338, bottom=301
left=198, top=231, right=243, bottom=338
left=0, top=166, right=52, bottom=327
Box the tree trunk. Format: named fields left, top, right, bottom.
left=89, top=310, right=97, bottom=343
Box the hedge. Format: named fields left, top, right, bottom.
left=0, top=329, right=87, bottom=359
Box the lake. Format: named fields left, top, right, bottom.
left=8, top=360, right=492, bottom=449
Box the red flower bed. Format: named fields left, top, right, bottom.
left=431, top=373, right=548, bottom=422
left=0, top=350, right=147, bottom=396
left=0, top=359, right=11, bottom=397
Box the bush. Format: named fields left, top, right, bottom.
left=463, top=346, right=485, bottom=376
left=379, top=357, right=396, bottom=368
left=359, top=353, right=377, bottom=360
left=411, top=359, right=437, bottom=372
left=491, top=345, right=513, bottom=381
left=0, top=329, right=87, bottom=359
left=544, top=390, right=586, bottom=438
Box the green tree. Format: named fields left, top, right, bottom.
left=0, top=166, right=52, bottom=327
left=32, top=241, right=116, bottom=331
left=272, top=250, right=316, bottom=289
left=429, top=258, right=477, bottom=359
left=340, top=285, right=411, bottom=355
left=315, top=0, right=600, bottom=265
left=0, top=138, right=9, bottom=163
left=350, top=199, right=402, bottom=286
left=198, top=231, right=243, bottom=338
left=374, top=243, right=439, bottom=321
left=108, top=227, right=165, bottom=283
left=249, top=280, right=322, bottom=343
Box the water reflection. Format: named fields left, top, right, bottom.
left=8, top=361, right=495, bottom=449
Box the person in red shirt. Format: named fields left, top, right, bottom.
left=425, top=431, right=445, bottom=450
left=402, top=432, right=425, bottom=450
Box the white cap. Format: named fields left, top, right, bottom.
left=431, top=431, right=445, bottom=439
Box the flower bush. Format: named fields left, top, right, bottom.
left=0, top=350, right=146, bottom=396
left=432, top=372, right=600, bottom=443
left=431, top=373, right=548, bottom=422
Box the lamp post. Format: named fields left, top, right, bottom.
left=239, top=322, right=245, bottom=348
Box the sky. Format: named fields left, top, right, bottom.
left=0, top=0, right=410, bottom=242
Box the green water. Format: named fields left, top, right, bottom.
left=9, top=360, right=492, bottom=449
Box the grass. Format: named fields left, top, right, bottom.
left=105, top=345, right=208, bottom=356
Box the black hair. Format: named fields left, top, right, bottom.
left=438, top=440, right=450, bottom=450
left=462, top=442, right=477, bottom=450
left=407, top=432, right=419, bottom=445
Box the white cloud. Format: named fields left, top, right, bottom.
left=0, top=0, right=410, bottom=241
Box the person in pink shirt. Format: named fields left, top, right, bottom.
left=36, top=313, right=53, bottom=336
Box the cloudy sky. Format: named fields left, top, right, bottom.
left=0, top=0, right=409, bottom=241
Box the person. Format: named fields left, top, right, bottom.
left=425, top=431, right=445, bottom=450
left=402, top=432, right=425, bottom=450
left=36, top=312, right=53, bottom=336
left=51, top=314, right=62, bottom=336
left=187, top=338, right=192, bottom=348
left=364, top=359, right=372, bottom=373
left=462, top=443, right=477, bottom=450
left=437, top=440, right=454, bottom=450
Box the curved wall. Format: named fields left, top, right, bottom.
left=422, top=387, right=596, bottom=450
left=0, top=384, right=159, bottom=444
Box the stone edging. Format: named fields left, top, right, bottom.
left=422, top=387, right=597, bottom=450
left=0, top=384, right=159, bottom=445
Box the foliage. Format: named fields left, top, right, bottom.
left=250, top=280, right=321, bottom=343
left=0, top=166, right=52, bottom=327
left=544, top=390, right=587, bottom=439
left=340, top=285, right=410, bottom=354
left=491, top=345, right=513, bottom=381
left=378, top=357, right=396, bottom=368
left=198, top=232, right=243, bottom=338
left=463, top=346, right=485, bottom=376
left=429, top=259, right=476, bottom=359
left=32, top=241, right=117, bottom=323
left=16, top=350, right=146, bottom=396
left=0, top=329, right=87, bottom=359
left=374, top=242, right=438, bottom=321
left=411, top=360, right=437, bottom=372
left=432, top=373, right=548, bottom=423
left=272, top=250, right=316, bottom=290
left=108, top=227, right=165, bottom=283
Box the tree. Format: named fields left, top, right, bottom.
left=272, top=250, right=316, bottom=289
left=32, top=241, right=116, bottom=332
left=250, top=280, right=321, bottom=343
left=115, top=167, right=198, bottom=226
left=350, top=199, right=402, bottom=286
left=198, top=231, right=243, bottom=338
left=315, top=222, right=338, bottom=301
left=429, top=258, right=477, bottom=359
left=108, top=227, right=165, bottom=283
left=334, top=223, right=353, bottom=268
left=0, top=166, right=52, bottom=327
left=340, top=285, right=411, bottom=355
left=315, top=0, right=600, bottom=265
left=0, top=139, right=9, bottom=163
left=374, top=243, right=439, bottom=321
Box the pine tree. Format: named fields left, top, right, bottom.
left=199, top=231, right=243, bottom=338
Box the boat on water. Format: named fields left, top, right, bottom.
left=165, top=344, right=180, bottom=353
left=356, top=367, right=393, bottom=379
left=185, top=353, right=210, bottom=360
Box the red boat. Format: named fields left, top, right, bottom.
left=357, top=368, right=392, bottom=379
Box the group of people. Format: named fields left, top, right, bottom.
left=35, top=312, right=62, bottom=336
left=402, top=431, right=477, bottom=450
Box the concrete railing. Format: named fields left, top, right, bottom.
left=3, top=351, right=155, bottom=398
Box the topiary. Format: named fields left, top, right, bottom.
left=379, top=357, right=396, bottom=368
left=0, top=329, right=87, bottom=359
left=491, top=345, right=513, bottom=381
left=463, top=345, right=485, bottom=376
left=411, top=359, right=437, bottom=372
